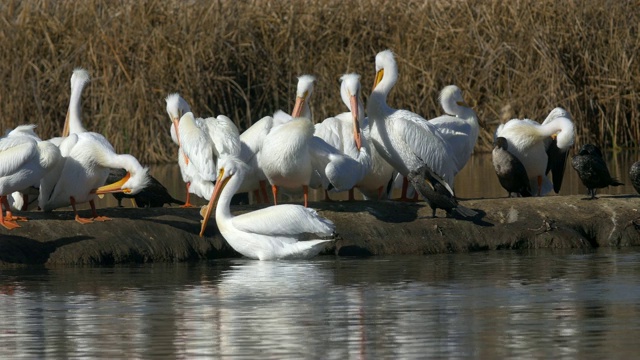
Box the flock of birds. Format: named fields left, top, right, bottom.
left=2, top=49, right=640, bottom=260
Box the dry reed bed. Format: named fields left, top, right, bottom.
left=0, top=0, right=638, bottom=163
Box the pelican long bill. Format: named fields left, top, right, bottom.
left=92, top=172, right=132, bottom=194
left=199, top=168, right=231, bottom=237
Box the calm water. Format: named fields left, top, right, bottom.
left=2, top=250, right=640, bottom=358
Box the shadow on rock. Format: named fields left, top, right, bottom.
left=0, top=235, right=92, bottom=265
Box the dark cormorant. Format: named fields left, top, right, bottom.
left=492, top=137, right=532, bottom=197
left=407, top=164, right=477, bottom=218
left=106, top=168, right=183, bottom=207
left=629, top=161, right=640, bottom=194
left=571, top=144, right=623, bottom=199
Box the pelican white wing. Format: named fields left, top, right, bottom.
left=231, top=204, right=334, bottom=240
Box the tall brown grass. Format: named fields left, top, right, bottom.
left=0, top=0, right=638, bottom=163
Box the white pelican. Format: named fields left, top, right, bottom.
left=178, top=111, right=241, bottom=198
left=367, top=49, right=457, bottom=200
left=199, top=156, right=335, bottom=260
left=40, top=132, right=150, bottom=222
left=39, top=69, right=150, bottom=223
left=0, top=125, right=63, bottom=229
left=314, top=73, right=371, bottom=200
left=165, top=93, right=198, bottom=206
left=237, top=114, right=286, bottom=203
left=428, top=85, right=480, bottom=174
left=356, top=121, right=396, bottom=200
left=495, top=107, right=575, bottom=196
left=258, top=75, right=317, bottom=206
left=9, top=68, right=91, bottom=211
left=46, top=68, right=91, bottom=146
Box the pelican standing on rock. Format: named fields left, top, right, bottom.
left=165, top=93, right=199, bottom=207
left=571, top=144, right=623, bottom=199
left=366, top=49, right=459, bottom=206
left=0, top=125, right=63, bottom=229
left=39, top=69, right=150, bottom=223
left=199, top=156, right=335, bottom=260
left=177, top=111, right=241, bottom=199
left=258, top=75, right=317, bottom=206
left=495, top=107, right=575, bottom=196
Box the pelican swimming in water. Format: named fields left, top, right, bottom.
left=314, top=73, right=372, bottom=200
left=199, top=156, right=335, bottom=260
left=428, top=85, right=480, bottom=174
left=0, top=125, right=63, bottom=229
left=492, top=137, right=532, bottom=197
left=571, top=144, right=623, bottom=199
left=39, top=69, right=150, bottom=223
left=494, top=107, right=575, bottom=196
left=367, top=49, right=457, bottom=207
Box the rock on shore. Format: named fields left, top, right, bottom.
left=1, top=195, right=639, bottom=265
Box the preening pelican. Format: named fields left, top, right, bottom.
left=0, top=125, right=63, bottom=229
left=492, top=137, right=532, bottom=197
left=495, top=107, right=575, bottom=196
left=165, top=93, right=198, bottom=206
left=178, top=111, right=241, bottom=197
left=314, top=73, right=371, bottom=200
left=367, top=49, right=457, bottom=204
left=199, top=156, right=335, bottom=260
left=166, top=94, right=241, bottom=204
left=571, top=144, right=623, bottom=199
left=39, top=69, right=150, bottom=223
left=428, top=85, right=480, bottom=174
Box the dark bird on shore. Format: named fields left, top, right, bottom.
left=630, top=161, right=640, bottom=194
left=106, top=168, right=184, bottom=207
left=492, top=137, right=532, bottom=197
left=407, top=164, right=477, bottom=218
left=571, top=144, right=623, bottom=199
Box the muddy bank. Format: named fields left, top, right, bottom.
left=1, top=195, right=639, bottom=265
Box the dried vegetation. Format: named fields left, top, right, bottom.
left=0, top=0, right=638, bottom=163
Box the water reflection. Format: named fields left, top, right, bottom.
left=1, top=250, right=640, bottom=358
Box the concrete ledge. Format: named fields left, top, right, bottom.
left=1, top=195, right=639, bottom=265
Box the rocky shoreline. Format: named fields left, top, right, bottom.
left=1, top=195, right=639, bottom=266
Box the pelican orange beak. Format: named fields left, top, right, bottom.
left=456, top=100, right=469, bottom=107
left=62, top=110, right=70, bottom=137
left=372, top=69, right=384, bottom=91
left=350, top=95, right=362, bottom=151
left=291, top=91, right=308, bottom=118
left=92, top=172, right=132, bottom=194
left=199, top=169, right=231, bottom=237
left=173, top=118, right=181, bottom=146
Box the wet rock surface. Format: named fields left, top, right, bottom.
left=1, top=195, right=639, bottom=265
